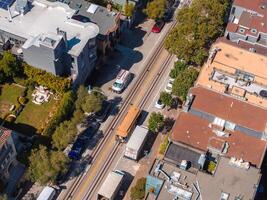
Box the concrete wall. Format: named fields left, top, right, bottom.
left=22, top=38, right=67, bottom=75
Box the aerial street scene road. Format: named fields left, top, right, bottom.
left=1, top=0, right=267, bottom=200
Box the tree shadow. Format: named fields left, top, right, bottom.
left=109, top=96, right=123, bottom=116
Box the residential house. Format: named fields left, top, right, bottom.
left=67, top=1, right=121, bottom=59
left=225, top=0, right=267, bottom=54
left=0, top=0, right=99, bottom=85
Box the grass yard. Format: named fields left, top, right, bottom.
left=15, top=90, right=60, bottom=135
left=0, top=83, right=25, bottom=119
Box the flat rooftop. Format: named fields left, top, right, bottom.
left=149, top=158, right=260, bottom=200
left=171, top=112, right=267, bottom=167
left=0, top=0, right=99, bottom=56
left=197, top=156, right=261, bottom=200
left=190, top=86, right=267, bottom=133
left=196, top=40, right=267, bottom=108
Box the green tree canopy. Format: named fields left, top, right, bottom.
left=144, top=0, right=166, bottom=20
left=165, top=0, right=229, bottom=65
left=124, top=2, right=135, bottom=17
left=159, top=91, right=172, bottom=107
left=81, top=90, right=105, bottom=114
left=52, top=120, right=77, bottom=150
left=0, top=51, right=21, bottom=80
left=130, top=177, right=146, bottom=200
left=172, top=68, right=199, bottom=101
left=0, top=194, right=7, bottom=200
left=169, top=61, right=187, bottom=79
left=28, top=146, right=69, bottom=185
left=148, top=112, right=164, bottom=132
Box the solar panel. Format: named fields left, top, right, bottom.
left=0, top=0, right=16, bottom=10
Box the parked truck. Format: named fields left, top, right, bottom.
left=37, top=186, right=56, bottom=200
left=97, top=170, right=125, bottom=200
left=124, top=126, right=148, bottom=160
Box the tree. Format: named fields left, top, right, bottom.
left=28, top=146, right=69, bottom=185
left=144, top=0, right=166, bottom=20
left=169, top=61, right=187, bottom=79
left=130, top=177, right=146, bottom=200
left=52, top=120, right=77, bottom=150
left=75, top=85, right=88, bottom=110
left=172, top=68, right=199, bottom=101
left=124, top=2, right=135, bottom=18
left=0, top=51, right=21, bottom=79
left=148, top=112, right=164, bottom=132
left=82, top=90, right=105, bottom=114
left=159, top=91, right=172, bottom=108
left=165, top=0, right=229, bottom=65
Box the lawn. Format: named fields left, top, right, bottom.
left=0, top=83, right=25, bottom=119
left=15, top=90, right=60, bottom=135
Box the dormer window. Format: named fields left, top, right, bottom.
left=251, top=29, right=257, bottom=34
left=238, top=28, right=245, bottom=34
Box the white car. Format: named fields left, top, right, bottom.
left=155, top=99, right=165, bottom=109
left=165, top=78, right=174, bottom=94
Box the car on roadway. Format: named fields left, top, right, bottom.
left=94, top=100, right=112, bottom=122
left=165, top=78, right=174, bottom=93
left=152, top=20, right=165, bottom=33
left=155, top=98, right=165, bottom=109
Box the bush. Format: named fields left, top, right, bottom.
left=130, top=177, right=146, bottom=200
left=23, top=63, right=71, bottom=94
left=207, top=161, right=216, bottom=174
left=5, top=115, right=16, bottom=123
left=43, top=91, right=76, bottom=136
left=159, top=136, right=169, bottom=155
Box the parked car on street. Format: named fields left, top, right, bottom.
left=155, top=98, right=165, bottom=109
left=94, top=100, right=112, bottom=122
left=68, top=138, right=85, bottom=160
left=152, top=20, right=165, bottom=33
left=259, top=90, right=267, bottom=98
left=165, top=78, right=174, bottom=93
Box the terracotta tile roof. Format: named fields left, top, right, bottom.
left=0, top=127, right=12, bottom=148
left=234, top=0, right=267, bottom=15
left=171, top=112, right=267, bottom=167
left=190, top=87, right=267, bottom=133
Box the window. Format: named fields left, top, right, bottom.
left=220, top=192, right=229, bottom=200
left=251, top=29, right=257, bottom=34
left=238, top=28, right=245, bottom=34
left=213, top=117, right=225, bottom=127
left=231, top=7, right=236, bottom=15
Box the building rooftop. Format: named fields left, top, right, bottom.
left=0, top=0, right=99, bottom=56
left=149, top=158, right=260, bottom=200
left=233, top=0, right=267, bottom=15
left=0, top=127, right=12, bottom=148
left=68, top=1, right=119, bottom=36
left=171, top=112, right=267, bottom=167
left=196, top=40, right=267, bottom=108
left=197, top=156, right=261, bottom=200
left=190, top=87, right=267, bottom=133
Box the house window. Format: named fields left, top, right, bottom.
left=238, top=28, right=245, bottom=34
left=251, top=29, right=257, bottom=34
left=220, top=192, right=229, bottom=200
left=231, top=7, right=236, bottom=15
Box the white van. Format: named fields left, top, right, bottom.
left=37, top=186, right=56, bottom=200
left=112, top=69, right=131, bottom=93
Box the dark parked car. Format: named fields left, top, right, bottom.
left=68, top=138, right=85, bottom=160
left=163, top=10, right=173, bottom=21
left=152, top=21, right=165, bottom=33
left=81, top=121, right=100, bottom=139
left=260, top=90, right=267, bottom=98
left=94, top=100, right=112, bottom=122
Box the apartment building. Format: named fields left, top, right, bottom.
left=0, top=0, right=99, bottom=85
left=225, top=0, right=267, bottom=54
left=67, top=1, right=121, bottom=57
left=197, top=40, right=267, bottom=108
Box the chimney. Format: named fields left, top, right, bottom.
left=107, top=3, right=112, bottom=12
